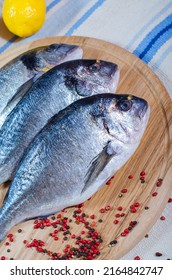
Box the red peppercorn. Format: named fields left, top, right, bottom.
left=23, top=240, right=27, bottom=244
left=115, top=213, right=121, bottom=218
left=113, top=219, right=119, bottom=224
left=131, top=208, right=137, bottom=213
left=134, top=256, right=141, bottom=260
left=140, top=171, right=145, bottom=176
left=160, top=216, right=166, bottom=220
left=117, top=206, right=123, bottom=211
left=81, top=230, right=85, bottom=234
left=128, top=174, right=133, bottom=179
left=120, top=213, right=125, bottom=217
left=71, top=234, right=76, bottom=239
left=124, top=228, right=129, bottom=234
left=90, top=221, right=96, bottom=227
left=156, top=181, right=162, bottom=187
left=90, top=214, right=95, bottom=219
left=121, top=232, right=127, bottom=237
left=106, top=180, right=111, bottom=185
left=168, top=198, right=172, bottom=203
left=152, top=192, right=158, bottom=197
left=134, top=202, right=140, bottom=207
left=100, top=208, right=105, bottom=213
left=121, top=188, right=128, bottom=193
left=140, top=176, right=145, bottom=180
left=105, top=205, right=111, bottom=211
left=54, top=236, right=59, bottom=241
left=1, top=256, right=6, bottom=260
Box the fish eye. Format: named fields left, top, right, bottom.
left=117, top=100, right=132, bottom=112
left=46, top=44, right=59, bottom=52
left=88, top=62, right=101, bottom=73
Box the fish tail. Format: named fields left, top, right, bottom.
left=0, top=207, right=13, bottom=241
left=0, top=164, right=12, bottom=185
left=0, top=209, right=7, bottom=241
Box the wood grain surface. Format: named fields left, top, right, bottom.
left=0, top=36, right=172, bottom=260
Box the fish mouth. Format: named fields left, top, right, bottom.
left=42, top=45, right=83, bottom=66
left=109, top=67, right=120, bottom=92
left=62, top=46, right=83, bottom=62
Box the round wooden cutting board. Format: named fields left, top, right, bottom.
left=0, top=36, right=172, bottom=260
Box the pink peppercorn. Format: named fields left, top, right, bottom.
left=152, top=192, right=158, bottom=197
left=160, top=216, right=166, bottom=220
left=105, top=205, right=111, bottom=211
left=115, top=213, right=121, bottom=218
left=140, top=171, right=145, bottom=176
left=156, top=181, right=162, bottom=187
left=106, top=180, right=111, bottom=185
left=134, top=256, right=141, bottom=260
left=121, top=188, right=128, bottom=193
left=90, top=214, right=95, bottom=219
left=1, top=256, right=6, bottom=260
left=128, top=175, right=133, bottom=179
left=134, top=202, right=140, bottom=207
left=121, top=213, right=125, bottom=217
left=113, top=220, right=119, bottom=224
left=117, top=206, right=123, bottom=211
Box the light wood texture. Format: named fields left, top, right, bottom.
left=0, top=36, right=172, bottom=260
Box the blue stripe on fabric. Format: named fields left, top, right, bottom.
left=133, top=14, right=172, bottom=59
left=46, top=0, right=61, bottom=12
left=152, top=43, right=172, bottom=70
left=126, top=1, right=172, bottom=50
left=65, top=0, right=106, bottom=36
left=0, top=36, right=18, bottom=53
left=138, top=23, right=172, bottom=63
left=0, top=0, right=62, bottom=54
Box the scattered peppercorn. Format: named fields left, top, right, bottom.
left=134, top=256, right=141, bottom=260
left=155, top=252, right=162, bottom=257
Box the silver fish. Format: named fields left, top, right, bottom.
left=0, top=94, right=149, bottom=240
left=0, top=43, right=83, bottom=128
left=0, top=60, right=119, bottom=184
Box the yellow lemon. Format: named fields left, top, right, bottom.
left=2, top=0, right=46, bottom=37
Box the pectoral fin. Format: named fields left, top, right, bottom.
left=82, top=141, right=122, bottom=194
left=0, top=75, right=40, bottom=127
left=6, top=76, right=36, bottom=108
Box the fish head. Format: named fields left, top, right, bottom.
left=40, top=43, right=83, bottom=66
left=20, top=44, right=83, bottom=73
left=96, top=94, right=150, bottom=145
left=64, top=59, right=119, bottom=97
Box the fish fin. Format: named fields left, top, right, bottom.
left=2, top=187, right=10, bottom=205
left=82, top=141, right=122, bottom=194
left=0, top=75, right=40, bottom=123
left=75, top=80, right=91, bottom=96
left=6, top=77, right=36, bottom=108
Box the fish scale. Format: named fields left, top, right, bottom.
left=0, top=59, right=119, bottom=185
left=0, top=43, right=83, bottom=128
left=0, top=94, right=149, bottom=240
